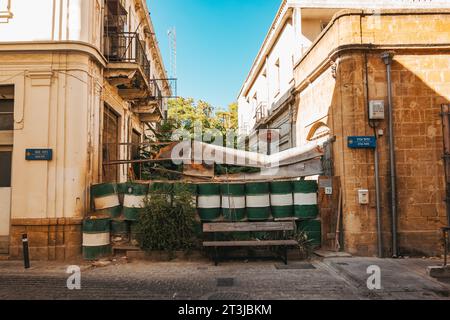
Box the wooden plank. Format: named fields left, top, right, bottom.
left=213, top=159, right=323, bottom=181
left=203, top=222, right=295, bottom=233
left=203, top=240, right=298, bottom=247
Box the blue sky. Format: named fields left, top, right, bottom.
left=147, top=0, right=280, bottom=110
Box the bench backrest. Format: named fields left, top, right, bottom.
left=203, top=222, right=295, bottom=233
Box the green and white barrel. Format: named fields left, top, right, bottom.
left=246, top=182, right=271, bottom=221
left=293, top=180, right=319, bottom=219
left=197, top=183, right=221, bottom=222
left=91, top=183, right=122, bottom=218
left=298, top=219, right=321, bottom=247
left=270, top=181, right=294, bottom=219
left=221, top=183, right=246, bottom=222
left=123, top=183, right=149, bottom=221
left=83, top=217, right=111, bottom=260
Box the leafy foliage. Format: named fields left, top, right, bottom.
left=136, top=184, right=201, bottom=255
left=168, top=97, right=238, bottom=137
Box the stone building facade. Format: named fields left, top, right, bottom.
left=0, top=0, right=170, bottom=260
left=238, top=0, right=450, bottom=257
left=294, top=9, right=450, bottom=256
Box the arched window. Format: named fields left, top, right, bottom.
left=307, top=122, right=330, bottom=142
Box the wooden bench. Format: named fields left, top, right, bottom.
left=203, top=221, right=298, bottom=266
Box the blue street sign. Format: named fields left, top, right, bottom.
left=25, top=149, right=53, bottom=161
left=348, top=136, right=377, bottom=149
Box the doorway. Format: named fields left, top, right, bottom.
left=0, top=147, right=12, bottom=253
left=102, top=105, right=120, bottom=183
left=0, top=86, right=13, bottom=254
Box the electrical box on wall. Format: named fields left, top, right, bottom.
left=369, top=100, right=385, bottom=120
left=358, top=189, right=369, bottom=205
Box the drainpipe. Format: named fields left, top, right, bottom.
left=382, top=52, right=399, bottom=258
left=365, top=53, right=383, bottom=258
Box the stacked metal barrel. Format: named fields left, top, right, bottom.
left=83, top=179, right=320, bottom=260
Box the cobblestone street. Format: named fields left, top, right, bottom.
left=0, top=257, right=449, bottom=300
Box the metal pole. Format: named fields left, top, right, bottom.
left=365, top=53, right=383, bottom=258
left=382, top=52, right=399, bottom=258
left=22, top=234, right=30, bottom=269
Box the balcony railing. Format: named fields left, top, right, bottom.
left=104, top=31, right=151, bottom=84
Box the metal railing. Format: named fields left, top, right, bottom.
left=104, top=31, right=151, bottom=83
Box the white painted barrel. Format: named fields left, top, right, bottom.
left=221, top=183, right=246, bottom=221
left=82, top=216, right=111, bottom=260
left=123, top=183, right=149, bottom=221
left=270, top=181, right=294, bottom=219
left=293, top=180, right=319, bottom=219
left=91, top=183, right=122, bottom=218
left=246, top=182, right=271, bottom=221
left=197, top=183, right=221, bottom=221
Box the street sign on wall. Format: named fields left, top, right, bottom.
left=348, top=136, right=376, bottom=149
left=25, top=149, right=53, bottom=161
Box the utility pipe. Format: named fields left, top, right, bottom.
left=382, top=52, right=399, bottom=258
left=374, top=130, right=383, bottom=258
left=364, top=53, right=383, bottom=258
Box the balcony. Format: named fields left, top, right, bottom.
left=132, top=82, right=164, bottom=123
left=104, top=31, right=153, bottom=102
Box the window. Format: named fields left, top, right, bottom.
left=274, top=59, right=280, bottom=97
left=0, top=151, right=12, bottom=188
left=0, top=100, right=13, bottom=131
left=102, top=105, right=120, bottom=182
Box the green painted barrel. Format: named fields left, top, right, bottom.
left=246, top=182, right=271, bottom=221
left=83, top=217, right=111, bottom=260
left=123, top=183, right=149, bottom=221
left=197, top=183, right=221, bottom=221
left=91, top=183, right=122, bottom=218
left=293, top=180, right=319, bottom=219
left=270, top=181, right=294, bottom=219
left=298, top=219, right=321, bottom=247
left=221, top=183, right=246, bottom=221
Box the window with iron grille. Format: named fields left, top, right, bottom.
left=0, top=100, right=13, bottom=131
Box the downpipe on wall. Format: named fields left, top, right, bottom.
left=364, top=53, right=383, bottom=258
left=382, top=52, right=399, bottom=258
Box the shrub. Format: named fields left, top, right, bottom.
left=136, top=183, right=200, bottom=255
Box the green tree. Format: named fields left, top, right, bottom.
left=167, top=97, right=238, bottom=136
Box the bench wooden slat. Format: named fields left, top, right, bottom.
left=203, top=240, right=298, bottom=247
left=203, top=222, right=295, bottom=233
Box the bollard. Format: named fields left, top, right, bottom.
left=22, top=234, right=30, bottom=269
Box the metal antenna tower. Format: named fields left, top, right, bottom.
left=167, top=27, right=177, bottom=79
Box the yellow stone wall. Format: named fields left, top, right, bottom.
left=295, top=9, right=450, bottom=256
